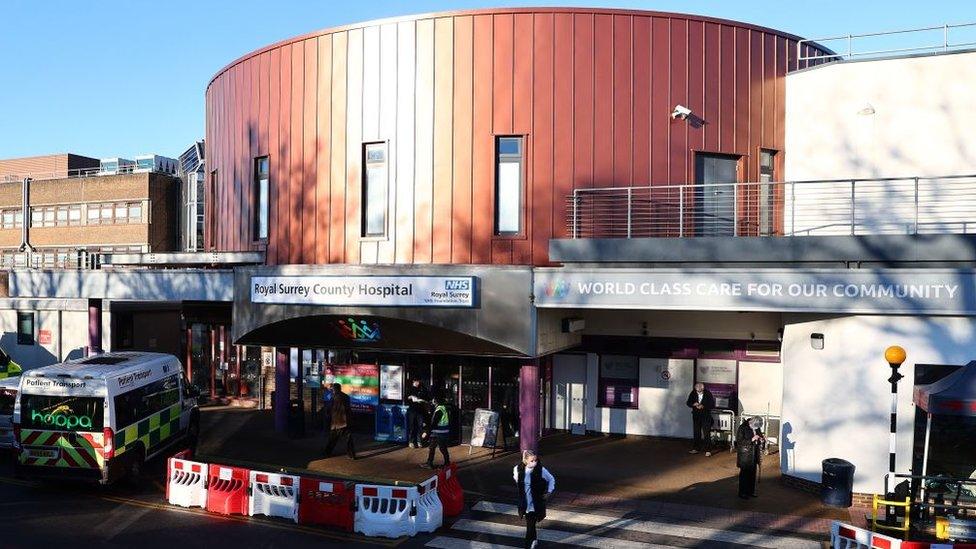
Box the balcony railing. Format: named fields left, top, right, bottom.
left=0, top=165, right=169, bottom=184
left=797, top=21, right=976, bottom=62
left=566, top=174, right=976, bottom=239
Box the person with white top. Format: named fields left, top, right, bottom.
left=513, top=450, right=555, bottom=549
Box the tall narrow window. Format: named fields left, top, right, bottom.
left=362, top=143, right=387, bottom=237
left=208, top=170, right=218, bottom=250
left=495, top=136, right=523, bottom=235
left=253, top=157, right=269, bottom=240
left=759, top=149, right=777, bottom=236
left=17, top=312, right=34, bottom=345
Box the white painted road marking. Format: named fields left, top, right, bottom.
left=425, top=537, right=521, bottom=549
left=450, top=518, right=675, bottom=549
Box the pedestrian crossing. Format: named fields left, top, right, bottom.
left=425, top=500, right=825, bottom=548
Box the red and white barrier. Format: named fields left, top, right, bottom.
left=414, top=474, right=443, bottom=533
left=437, top=463, right=464, bottom=517
left=298, top=477, right=355, bottom=532
left=831, top=521, right=976, bottom=549
left=166, top=453, right=208, bottom=509
left=206, top=464, right=250, bottom=516
left=354, top=484, right=418, bottom=538
left=248, top=470, right=300, bottom=523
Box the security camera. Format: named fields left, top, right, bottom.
left=671, top=104, right=692, bottom=120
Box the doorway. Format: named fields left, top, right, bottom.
left=694, top=153, right=741, bottom=236
left=552, top=354, right=586, bottom=431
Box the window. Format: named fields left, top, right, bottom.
left=68, top=205, right=81, bottom=225
left=208, top=170, right=218, bottom=250
left=759, top=149, right=777, bottom=236
left=22, top=394, right=104, bottom=431
left=598, top=355, right=639, bottom=409
left=361, top=144, right=387, bottom=237
left=128, top=202, right=142, bottom=222
left=494, top=136, right=523, bottom=235
left=113, top=375, right=180, bottom=430
left=1, top=209, right=20, bottom=229
left=87, top=205, right=100, bottom=224
left=56, top=206, right=69, bottom=225
left=31, top=207, right=57, bottom=228
left=17, top=312, right=34, bottom=345
left=253, top=157, right=269, bottom=240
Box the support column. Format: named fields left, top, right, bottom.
left=87, top=298, right=102, bottom=354
left=274, top=347, right=290, bottom=432
left=184, top=326, right=193, bottom=383
left=519, top=361, right=540, bottom=452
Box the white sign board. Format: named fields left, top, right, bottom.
left=380, top=364, right=403, bottom=401
left=250, top=275, right=477, bottom=308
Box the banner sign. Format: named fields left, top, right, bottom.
left=380, top=364, right=403, bottom=401
left=470, top=408, right=500, bottom=448
left=250, top=275, right=477, bottom=308
left=332, top=364, right=380, bottom=412
left=535, top=269, right=976, bottom=314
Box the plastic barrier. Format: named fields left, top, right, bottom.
left=374, top=404, right=409, bottom=443
left=830, top=521, right=976, bottom=549
left=437, top=463, right=464, bottom=517
left=414, top=474, right=444, bottom=533
left=248, top=470, right=300, bottom=523
left=298, top=476, right=355, bottom=532
left=206, top=464, right=250, bottom=516
left=166, top=451, right=208, bottom=509
left=354, top=484, right=418, bottom=538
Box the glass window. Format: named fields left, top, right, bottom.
left=759, top=149, right=777, bottom=236
left=495, top=136, right=523, bottom=235
left=21, top=394, right=104, bottom=432
left=56, top=207, right=68, bottom=224
left=115, top=204, right=128, bottom=221
left=88, top=205, right=100, bottom=224
left=14, top=211, right=22, bottom=226
left=129, top=202, right=142, bottom=222
left=17, top=312, right=34, bottom=345
left=30, top=209, right=42, bottom=227
left=598, top=355, right=639, bottom=409
left=102, top=204, right=113, bottom=223
left=2, top=211, right=14, bottom=229
left=69, top=206, right=81, bottom=225
left=362, top=143, right=387, bottom=237
left=253, top=156, right=269, bottom=240
left=113, top=375, right=180, bottom=429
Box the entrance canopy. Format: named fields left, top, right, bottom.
left=913, top=360, right=976, bottom=416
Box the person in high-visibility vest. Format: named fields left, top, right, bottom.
left=420, top=396, right=450, bottom=469
left=0, top=350, right=21, bottom=380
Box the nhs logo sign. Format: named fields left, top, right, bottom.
left=444, top=278, right=471, bottom=291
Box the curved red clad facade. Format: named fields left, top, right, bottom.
left=205, top=7, right=830, bottom=266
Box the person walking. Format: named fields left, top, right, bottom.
left=405, top=378, right=430, bottom=448
left=513, top=450, right=555, bottom=549
left=686, top=382, right=716, bottom=456
left=324, top=383, right=357, bottom=459
left=736, top=416, right=765, bottom=499
left=420, top=396, right=451, bottom=469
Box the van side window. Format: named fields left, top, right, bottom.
left=114, top=375, right=180, bottom=428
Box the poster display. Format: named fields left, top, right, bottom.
left=332, top=364, right=380, bottom=412
left=696, top=359, right=738, bottom=410
left=470, top=408, right=500, bottom=448
left=380, top=364, right=404, bottom=401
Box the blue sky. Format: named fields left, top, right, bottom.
left=1, top=0, right=973, bottom=160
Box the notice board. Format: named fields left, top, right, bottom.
left=469, top=408, right=500, bottom=448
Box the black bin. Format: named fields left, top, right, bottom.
left=821, top=458, right=855, bottom=507
left=287, top=399, right=306, bottom=439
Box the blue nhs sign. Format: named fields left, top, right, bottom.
left=444, top=278, right=471, bottom=291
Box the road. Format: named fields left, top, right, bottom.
left=1, top=455, right=828, bottom=548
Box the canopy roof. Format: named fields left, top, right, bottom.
left=913, top=360, right=976, bottom=417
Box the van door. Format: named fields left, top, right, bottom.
left=19, top=394, right=106, bottom=469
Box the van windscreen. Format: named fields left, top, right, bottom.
left=22, top=394, right=104, bottom=431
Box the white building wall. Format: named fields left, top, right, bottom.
left=784, top=51, right=976, bottom=235
left=0, top=301, right=95, bottom=369
left=780, top=313, right=976, bottom=494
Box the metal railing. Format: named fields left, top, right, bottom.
left=566, top=174, right=976, bottom=239
left=0, top=250, right=103, bottom=270
left=798, top=22, right=976, bottom=61
left=0, top=164, right=174, bottom=184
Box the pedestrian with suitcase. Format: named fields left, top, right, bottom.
left=514, top=450, right=556, bottom=549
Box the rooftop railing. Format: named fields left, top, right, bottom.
left=798, top=22, right=976, bottom=62
left=0, top=164, right=173, bottom=183
left=566, top=174, right=976, bottom=239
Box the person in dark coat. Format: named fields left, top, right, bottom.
left=420, top=395, right=451, bottom=469
left=324, top=383, right=356, bottom=459
left=736, top=416, right=765, bottom=498
left=405, top=378, right=431, bottom=448
left=686, top=382, right=716, bottom=456
left=513, top=450, right=555, bottom=549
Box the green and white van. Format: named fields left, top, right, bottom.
left=14, top=352, right=199, bottom=484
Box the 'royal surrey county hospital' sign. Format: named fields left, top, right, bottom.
left=251, top=275, right=477, bottom=308
left=534, top=269, right=976, bottom=315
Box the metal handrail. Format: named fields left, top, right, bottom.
left=0, top=164, right=175, bottom=183
left=566, top=174, right=976, bottom=240
left=798, top=22, right=976, bottom=61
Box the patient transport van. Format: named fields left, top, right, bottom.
left=13, top=352, right=199, bottom=483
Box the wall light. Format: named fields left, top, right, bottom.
left=811, top=333, right=825, bottom=350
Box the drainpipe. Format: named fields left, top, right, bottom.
left=18, top=177, right=33, bottom=263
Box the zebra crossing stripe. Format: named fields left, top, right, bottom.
left=450, top=518, right=674, bottom=549
left=425, top=537, right=521, bottom=549
left=471, top=501, right=821, bottom=549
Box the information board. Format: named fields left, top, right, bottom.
left=332, top=363, right=380, bottom=412
left=380, top=364, right=403, bottom=401
left=469, top=408, right=500, bottom=448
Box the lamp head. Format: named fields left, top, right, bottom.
left=885, top=345, right=907, bottom=367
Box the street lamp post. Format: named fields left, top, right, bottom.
left=884, top=345, right=907, bottom=478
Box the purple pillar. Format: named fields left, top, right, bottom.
left=274, top=347, right=290, bottom=432
left=519, top=362, right=540, bottom=452
left=88, top=298, right=102, bottom=353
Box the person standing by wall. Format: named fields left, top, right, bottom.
left=514, top=450, right=556, bottom=549
left=320, top=380, right=334, bottom=449
left=686, top=382, right=716, bottom=456
left=736, top=416, right=765, bottom=498
left=421, top=395, right=451, bottom=469
left=324, top=383, right=356, bottom=460
left=406, top=378, right=430, bottom=448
